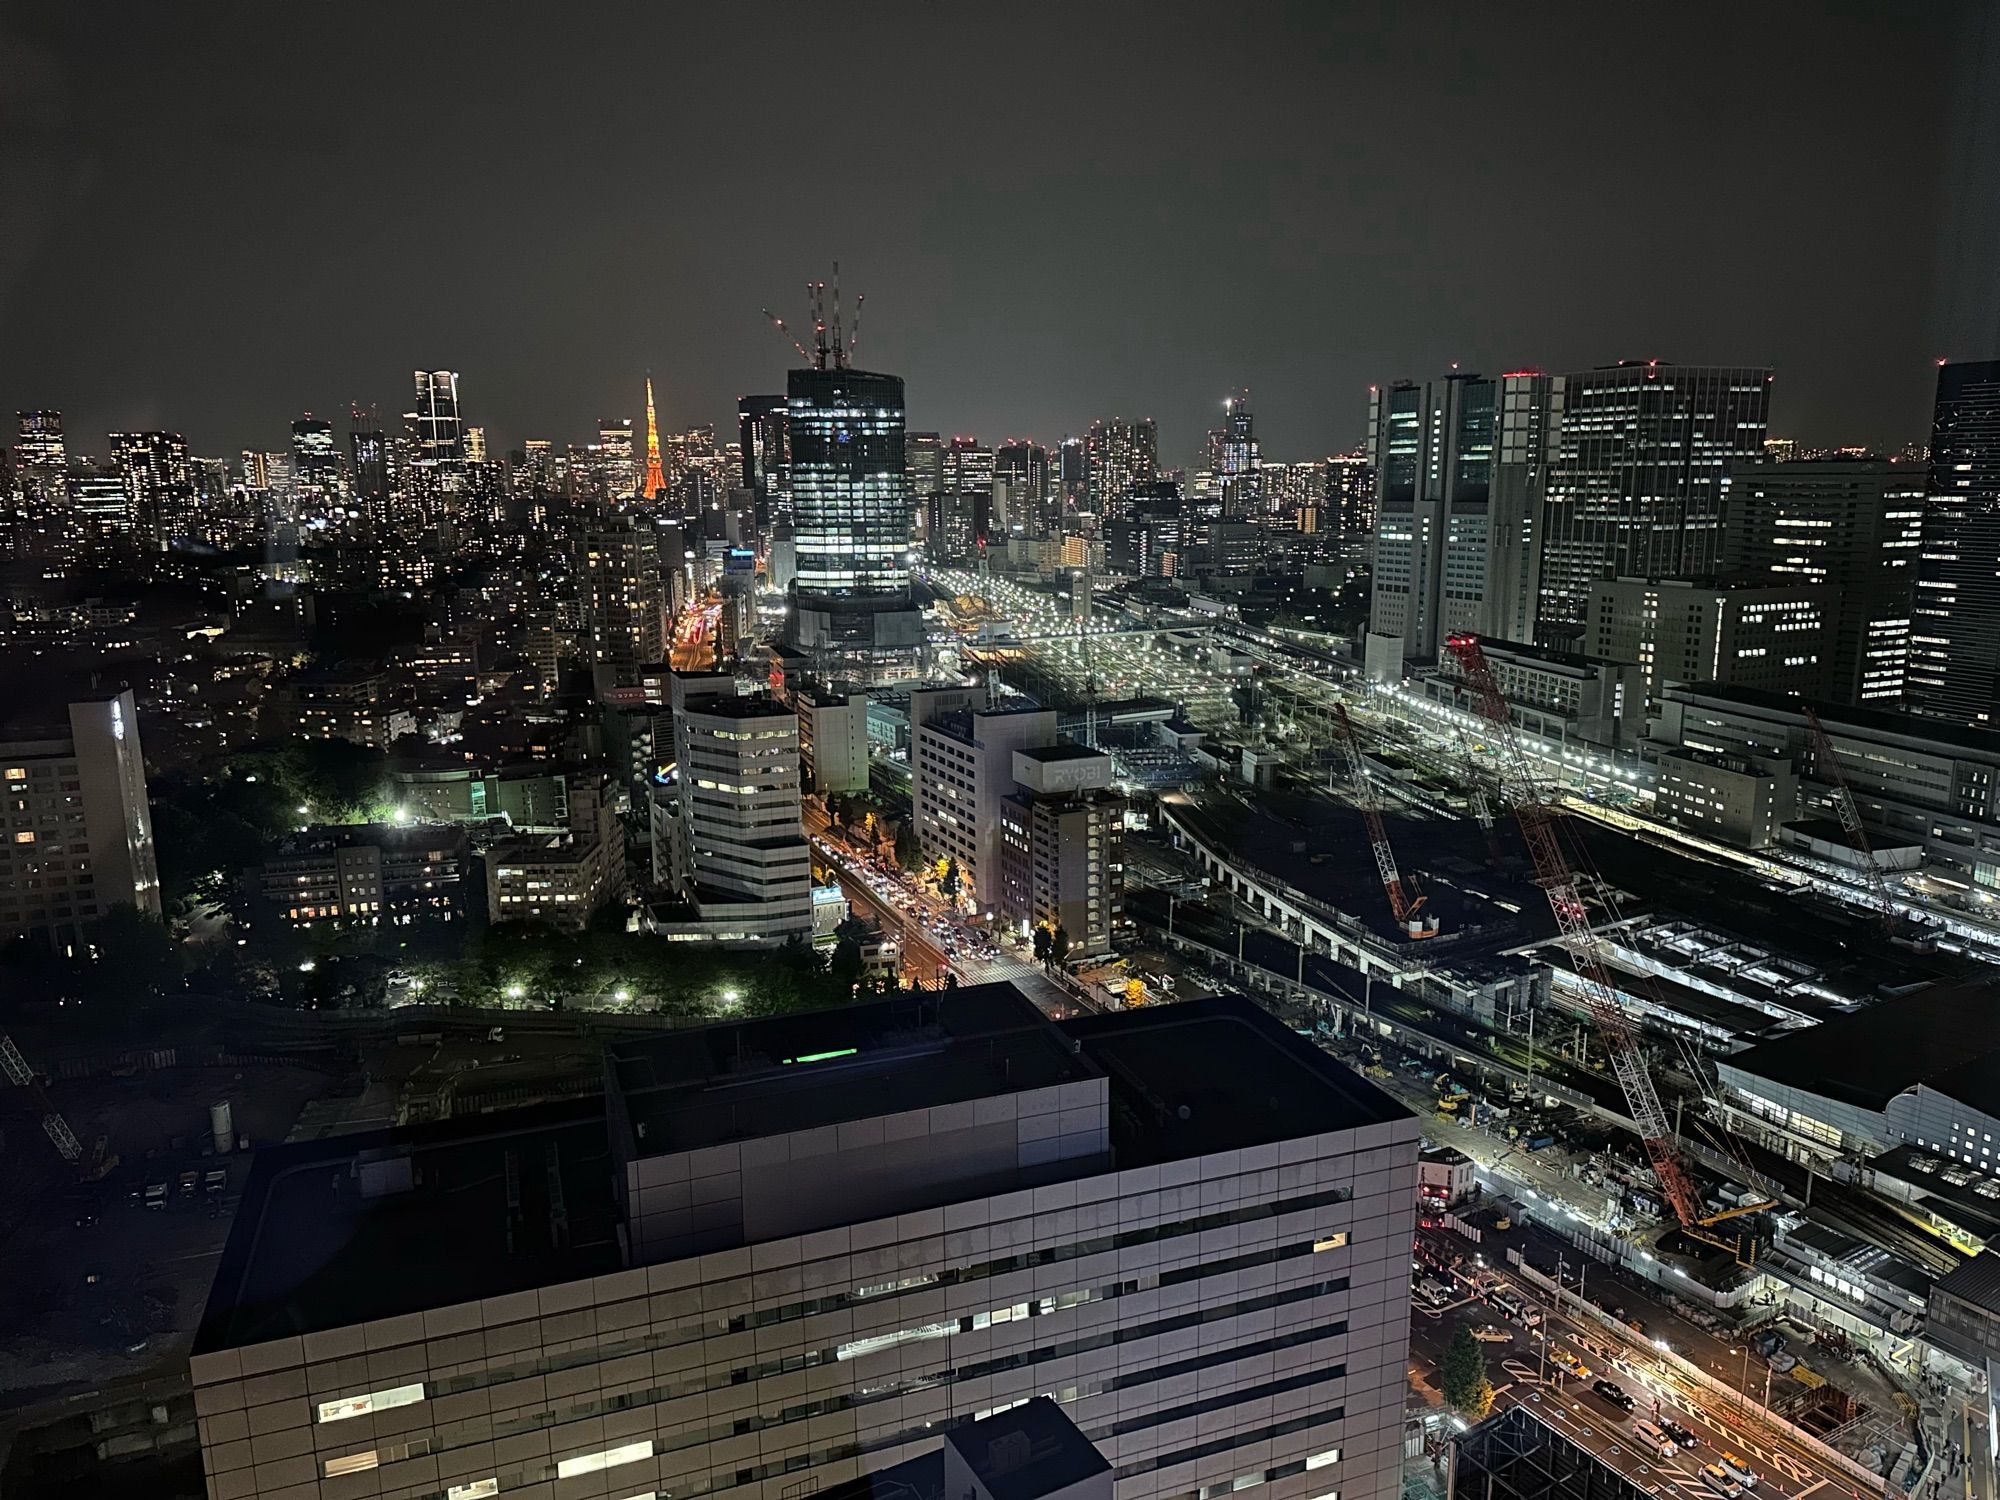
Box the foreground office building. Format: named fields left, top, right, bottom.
left=190, top=988, right=1417, bottom=1500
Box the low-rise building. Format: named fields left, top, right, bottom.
left=1586, top=575, right=1833, bottom=702
left=1654, top=748, right=1798, bottom=849
left=1417, top=1143, right=1476, bottom=1209
left=264, top=666, right=415, bottom=748
left=388, top=761, right=570, bottom=830
left=485, top=775, right=624, bottom=933
left=1654, top=681, right=2000, bottom=885
left=254, top=822, right=468, bottom=926
left=1425, top=636, right=1643, bottom=750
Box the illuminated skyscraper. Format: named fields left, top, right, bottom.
left=597, top=418, right=635, bottom=500
left=110, top=429, right=193, bottom=549
left=291, top=415, right=339, bottom=506
left=995, top=440, right=1052, bottom=535
left=1910, top=360, right=2000, bottom=727
left=1212, top=390, right=1262, bottom=518
left=788, top=363, right=915, bottom=650
left=1084, top=417, right=1157, bottom=519
left=10, top=411, right=69, bottom=558
left=737, top=393, right=788, bottom=523
left=348, top=407, right=389, bottom=530
left=412, top=370, right=465, bottom=466
left=1366, top=371, right=1554, bottom=661
left=577, top=515, right=668, bottom=685
left=1535, top=362, right=1771, bottom=635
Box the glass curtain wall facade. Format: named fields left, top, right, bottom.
left=788, top=367, right=909, bottom=605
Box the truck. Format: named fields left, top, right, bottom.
left=144, top=1182, right=167, bottom=1211
left=1522, top=1134, right=1557, bottom=1152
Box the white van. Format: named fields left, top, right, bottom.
left=1633, top=1421, right=1676, bottom=1460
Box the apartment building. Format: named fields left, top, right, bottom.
left=0, top=688, right=160, bottom=948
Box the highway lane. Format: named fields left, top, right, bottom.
left=1408, top=1255, right=1880, bottom=1500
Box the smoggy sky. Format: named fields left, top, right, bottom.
left=2, top=2, right=1991, bottom=466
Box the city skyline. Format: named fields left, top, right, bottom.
left=2, top=5, right=1982, bottom=460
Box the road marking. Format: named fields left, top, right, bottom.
left=1795, top=1481, right=1827, bottom=1499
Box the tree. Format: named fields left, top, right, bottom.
left=939, top=858, right=962, bottom=901
left=1440, top=1327, right=1494, bottom=1420
left=1032, top=926, right=1052, bottom=964
left=1049, top=925, right=1072, bottom=969
left=73, top=906, right=182, bottom=1025
left=894, top=822, right=919, bottom=871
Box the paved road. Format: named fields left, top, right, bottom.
left=1410, top=1253, right=1880, bottom=1500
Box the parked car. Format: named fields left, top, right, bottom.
left=1591, top=1378, right=1636, bottom=1412
left=1471, top=1324, right=1512, bottom=1342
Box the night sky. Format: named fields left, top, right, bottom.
left=1, top=3, right=1988, bottom=465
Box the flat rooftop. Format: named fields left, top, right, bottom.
left=1017, top=741, right=1106, bottom=763
left=196, top=988, right=1410, bottom=1354
left=607, top=984, right=1098, bottom=1159
left=1060, top=994, right=1409, bottom=1165
left=1722, top=975, right=2000, bottom=1114
left=194, top=1101, right=620, bottom=1353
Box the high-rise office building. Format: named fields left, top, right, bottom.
left=1725, top=459, right=1926, bottom=706
left=1365, top=371, right=1553, bottom=663
left=788, top=362, right=918, bottom=651
left=0, top=690, right=160, bottom=950
left=941, top=436, right=997, bottom=545
left=1328, top=449, right=1374, bottom=537
left=68, top=470, right=132, bottom=539
left=996, top=440, right=1053, bottom=535
left=1911, top=361, right=2000, bottom=727
left=347, top=408, right=390, bottom=532
left=1105, top=480, right=1185, bottom=579
left=1212, top=390, right=1262, bottom=518
left=9, top=411, right=70, bottom=559
left=997, top=743, right=1126, bottom=956
left=671, top=689, right=814, bottom=942
left=1084, top=418, right=1157, bottom=520
left=1058, top=435, right=1088, bottom=514
left=738, top=393, right=789, bottom=522
left=597, top=418, right=636, bottom=500
left=290, top=415, right=339, bottom=506
left=190, top=985, right=1417, bottom=1500
left=577, top=515, right=669, bottom=684
left=412, top=370, right=465, bottom=467
left=110, top=429, right=194, bottom=549
left=1535, top=362, right=1772, bottom=635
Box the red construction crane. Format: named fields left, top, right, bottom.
left=1334, top=703, right=1439, bottom=939
left=1443, top=632, right=1768, bottom=1260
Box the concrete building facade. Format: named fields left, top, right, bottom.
left=0, top=689, right=160, bottom=948
left=190, top=989, right=1418, bottom=1500
left=1584, top=576, right=1832, bottom=704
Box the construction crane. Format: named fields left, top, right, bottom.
left=0, top=1032, right=82, bottom=1166
left=1443, top=633, right=1771, bottom=1262
left=1334, top=703, right=1439, bottom=939
left=1452, top=725, right=1506, bottom=865
left=1801, top=706, right=1933, bottom=949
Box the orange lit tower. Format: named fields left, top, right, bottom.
left=640, top=372, right=668, bottom=499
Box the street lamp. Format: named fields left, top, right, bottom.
left=505, top=983, right=525, bottom=1000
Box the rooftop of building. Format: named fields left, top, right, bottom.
left=1452, top=634, right=1622, bottom=673
left=1932, top=1249, right=2000, bottom=1316
left=1667, top=680, right=2000, bottom=759
left=264, top=821, right=470, bottom=857
left=1722, top=974, right=2000, bottom=1115
left=682, top=693, right=792, bottom=722
left=606, top=985, right=1096, bottom=1159
left=195, top=988, right=1407, bottom=1354
left=1016, top=742, right=1107, bottom=764
left=818, top=1399, right=1108, bottom=1500
left=1059, top=994, right=1409, bottom=1165
left=193, top=1101, right=622, bottom=1353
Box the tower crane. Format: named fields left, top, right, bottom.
left=1443, top=632, right=1772, bottom=1262
left=1801, top=706, right=1933, bottom=949
left=1334, top=703, right=1439, bottom=939
left=0, top=1033, right=82, bottom=1166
